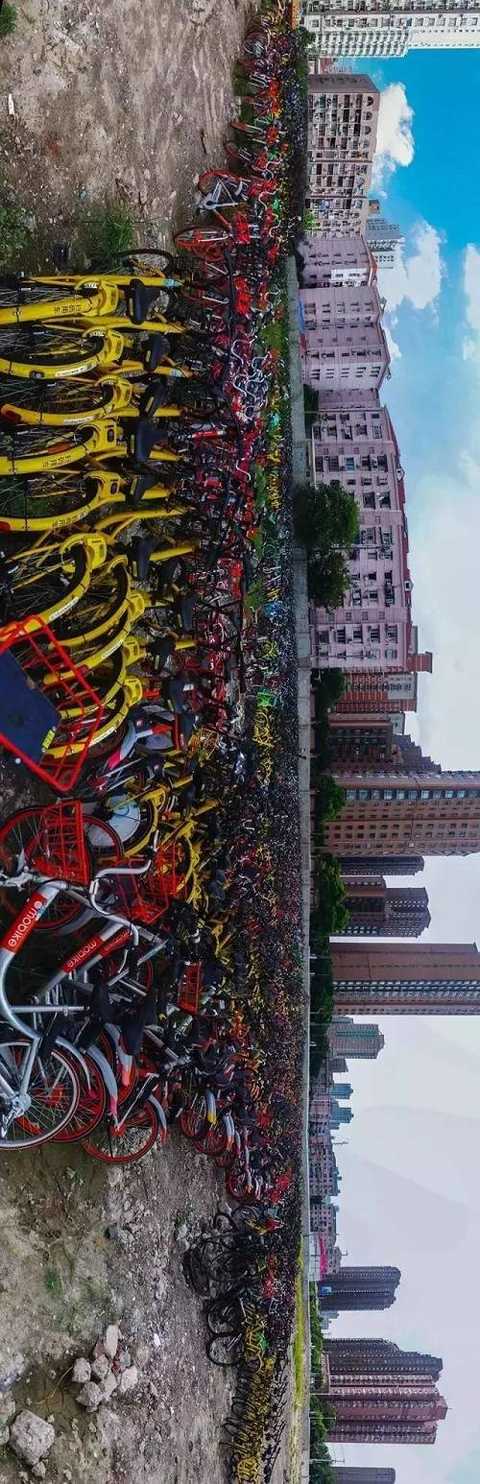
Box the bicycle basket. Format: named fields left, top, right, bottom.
left=0, top=618, right=104, bottom=793
left=177, top=963, right=203, bottom=1014
left=25, top=800, right=90, bottom=886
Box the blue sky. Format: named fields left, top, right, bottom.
left=328, top=48, right=480, bottom=1484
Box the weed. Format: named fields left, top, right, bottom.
left=0, top=4, right=17, bottom=38
left=0, top=198, right=30, bottom=268
left=45, top=1267, right=63, bottom=1298
left=74, top=199, right=135, bottom=268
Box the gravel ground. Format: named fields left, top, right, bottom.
left=0, top=0, right=252, bottom=254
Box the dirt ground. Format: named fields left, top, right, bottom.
left=0, top=3, right=294, bottom=1480
left=0, top=0, right=253, bottom=252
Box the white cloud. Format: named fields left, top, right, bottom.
left=373, top=82, right=415, bottom=192
left=380, top=222, right=444, bottom=315
left=462, top=244, right=480, bottom=362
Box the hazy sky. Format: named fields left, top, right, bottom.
left=325, top=49, right=480, bottom=1484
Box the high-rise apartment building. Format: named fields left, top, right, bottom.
left=342, top=878, right=430, bottom=936
left=301, top=0, right=480, bottom=57
left=306, top=75, right=380, bottom=235
left=365, top=204, right=404, bottom=271
left=325, top=1375, right=448, bottom=1444
left=328, top=1017, right=385, bottom=1058
left=325, top=769, right=480, bottom=858
left=331, top=941, right=480, bottom=1014
left=332, top=1471, right=396, bottom=1484
left=337, top=854, right=424, bottom=876
left=319, top=1265, right=401, bottom=1311
left=297, top=233, right=376, bottom=288
left=328, top=626, right=432, bottom=716
left=326, top=1339, right=442, bottom=1381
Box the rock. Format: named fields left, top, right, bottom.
left=9, top=1411, right=55, bottom=1467
left=105, top=1224, right=128, bottom=1247
left=32, top=1465, right=46, bottom=1480
left=153, top=1334, right=161, bottom=1350
left=102, top=1372, right=118, bottom=1401
left=96, top=1407, right=120, bottom=1450
left=63, top=1472, right=73, bottom=1481
left=91, top=1355, right=110, bottom=1383
left=0, top=1355, right=25, bottom=1393
left=0, top=1395, right=15, bottom=1428
left=117, top=1348, right=131, bottom=1371
left=175, top=1222, right=188, bottom=1244
left=76, top=1382, right=104, bottom=1413
left=72, top=1358, right=91, bottom=1384
left=103, top=1325, right=119, bottom=1361
left=117, top=1366, right=138, bottom=1396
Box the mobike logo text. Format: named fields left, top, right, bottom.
left=63, top=927, right=130, bottom=974
left=3, top=894, right=48, bottom=953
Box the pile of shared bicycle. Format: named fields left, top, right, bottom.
left=0, top=9, right=305, bottom=1481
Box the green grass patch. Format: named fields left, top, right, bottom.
left=0, top=3, right=17, bottom=37
left=293, top=1263, right=305, bottom=1407
left=74, top=199, right=135, bottom=268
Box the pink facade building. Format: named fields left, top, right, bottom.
left=302, top=321, right=390, bottom=391
left=306, top=75, right=380, bottom=236
left=301, top=282, right=385, bottom=332
left=298, top=233, right=375, bottom=288
left=310, top=404, right=414, bottom=674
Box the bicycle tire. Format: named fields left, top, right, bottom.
left=0, top=471, right=104, bottom=531
left=53, top=1052, right=107, bottom=1142
left=81, top=1100, right=159, bottom=1163
left=0, top=1040, right=80, bottom=1149
left=206, top=1332, right=244, bottom=1366
left=0, top=324, right=120, bottom=380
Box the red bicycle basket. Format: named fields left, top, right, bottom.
left=0, top=618, right=104, bottom=793
left=177, top=963, right=203, bottom=1014
left=25, top=800, right=90, bottom=886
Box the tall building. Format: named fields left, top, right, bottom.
left=306, top=75, right=380, bottom=235
left=332, top=941, right=480, bottom=1014
left=326, top=769, right=480, bottom=858
left=332, top=1472, right=396, bottom=1484
left=338, top=854, right=424, bottom=876
left=325, top=1375, right=448, bottom=1443
left=326, top=1340, right=442, bottom=1381
left=342, top=878, right=431, bottom=936
left=301, top=0, right=480, bottom=57
left=309, top=409, right=414, bottom=676
left=297, top=233, right=376, bottom=288
left=319, top=1265, right=400, bottom=1311
left=329, top=626, right=432, bottom=716
left=328, top=1017, right=384, bottom=1058
left=365, top=204, right=404, bottom=271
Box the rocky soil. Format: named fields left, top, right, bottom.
left=0, top=0, right=252, bottom=255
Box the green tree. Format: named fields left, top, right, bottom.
left=307, top=549, right=350, bottom=608
left=311, top=775, right=344, bottom=821
left=294, top=480, right=359, bottom=554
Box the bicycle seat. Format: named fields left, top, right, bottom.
left=149, top=635, right=175, bottom=669
left=131, top=418, right=161, bottom=464
left=178, top=711, right=196, bottom=744
left=173, top=593, right=195, bottom=632
left=155, top=557, right=187, bottom=593
left=130, top=534, right=157, bottom=582
left=140, top=382, right=170, bottom=417
left=127, top=468, right=168, bottom=507
left=126, top=278, right=165, bottom=325
left=143, top=332, right=170, bottom=371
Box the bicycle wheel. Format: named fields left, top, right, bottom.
left=6, top=536, right=92, bottom=626
left=0, top=472, right=103, bottom=531
left=206, top=1332, right=243, bottom=1366
left=206, top=1293, right=243, bottom=1336
left=0, top=324, right=117, bottom=380
left=174, top=227, right=230, bottom=263
left=53, top=1053, right=107, bottom=1142
left=53, top=559, right=130, bottom=649
left=0, top=374, right=120, bottom=426
left=81, top=1100, right=159, bottom=1163
left=0, top=1040, right=80, bottom=1149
